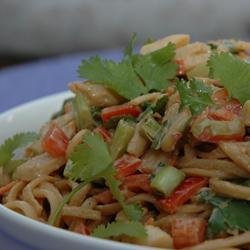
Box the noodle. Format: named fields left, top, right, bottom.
left=210, top=178, right=250, bottom=200
left=5, top=181, right=26, bottom=203
left=5, top=200, right=38, bottom=220
left=62, top=206, right=101, bottom=220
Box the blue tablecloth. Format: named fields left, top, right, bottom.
left=0, top=48, right=122, bottom=113
left=0, top=49, right=122, bottom=250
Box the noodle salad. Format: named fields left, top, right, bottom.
left=0, top=34, right=250, bottom=250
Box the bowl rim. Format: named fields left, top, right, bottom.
left=0, top=91, right=158, bottom=250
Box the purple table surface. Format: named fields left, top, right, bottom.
left=0, top=48, right=123, bottom=113
left=0, top=48, right=122, bottom=250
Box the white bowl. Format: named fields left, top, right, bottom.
left=0, top=92, right=155, bottom=250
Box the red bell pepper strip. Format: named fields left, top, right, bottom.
left=94, top=126, right=112, bottom=142
left=42, top=124, right=69, bottom=157
left=158, top=176, right=208, bottom=214
left=123, top=174, right=152, bottom=193
left=101, top=104, right=142, bottom=123
left=198, top=127, right=244, bottom=143
left=115, top=154, right=141, bottom=179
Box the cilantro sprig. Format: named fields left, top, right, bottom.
left=78, top=57, right=144, bottom=99
left=199, top=188, right=250, bottom=238
left=78, top=35, right=177, bottom=100
left=208, top=52, right=250, bottom=104
left=0, top=132, right=38, bottom=167
left=65, top=131, right=143, bottom=221
left=177, top=79, right=213, bottom=115
left=92, top=221, right=147, bottom=239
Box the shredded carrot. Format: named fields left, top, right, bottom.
left=0, top=181, right=16, bottom=196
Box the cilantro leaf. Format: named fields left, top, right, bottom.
left=177, top=79, right=213, bottom=115
left=67, top=131, right=143, bottom=221
left=78, top=37, right=177, bottom=100
left=208, top=52, right=250, bottom=104
left=92, top=221, right=147, bottom=239
left=0, top=132, right=38, bottom=167
left=135, top=59, right=177, bottom=92
left=124, top=203, right=144, bottom=221
left=207, top=208, right=226, bottom=238
left=199, top=188, right=250, bottom=237
left=78, top=56, right=145, bottom=100
left=105, top=173, right=142, bottom=221
left=134, top=43, right=177, bottom=92
left=68, top=132, right=113, bottom=182
left=148, top=42, right=176, bottom=65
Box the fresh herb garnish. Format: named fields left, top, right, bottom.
left=92, top=221, right=147, bottom=239
left=177, top=79, right=213, bottom=115
left=208, top=52, right=250, bottom=104
left=66, top=131, right=143, bottom=221
left=0, top=133, right=38, bottom=167
left=78, top=35, right=177, bottom=100
left=78, top=57, right=144, bottom=100
left=199, top=188, right=250, bottom=238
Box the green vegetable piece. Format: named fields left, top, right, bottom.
left=0, top=132, right=38, bottom=168
left=110, top=119, right=135, bottom=160
left=149, top=42, right=176, bottom=65
left=153, top=108, right=191, bottom=152
left=63, top=131, right=143, bottom=221
left=177, top=79, right=213, bottom=115
left=92, top=221, right=147, bottom=239
left=207, top=208, right=226, bottom=238
left=78, top=56, right=145, bottom=100
left=73, top=93, right=94, bottom=130
left=150, top=165, right=185, bottom=196
left=199, top=188, right=250, bottom=237
left=208, top=52, right=250, bottom=104
left=141, top=115, right=161, bottom=141
left=68, top=132, right=113, bottom=182
left=105, top=171, right=143, bottom=221
left=135, top=44, right=177, bottom=92
left=78, top=37, right=177, bottom=100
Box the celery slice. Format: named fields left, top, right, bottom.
left=150, top=165, right=185, bottom=196
left=141, top=116, right=161, bottom=141
left=110, top=119, right=135, bottom=159
left=73, top=93, right=94, bottom=130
